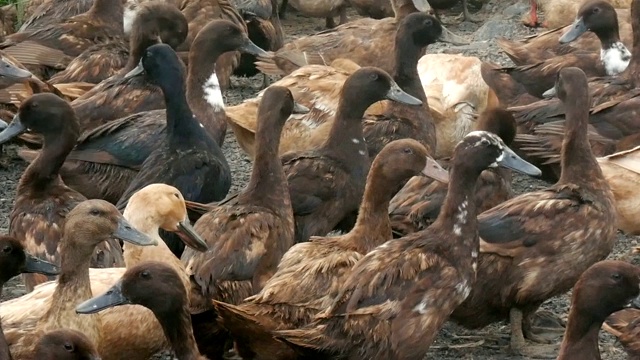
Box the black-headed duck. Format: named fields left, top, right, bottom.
left=0, top=236, right=59, bottom=360
left=0, top=0, right=125, bottom=79
left=556, top=260, right=640, bottom=360
left=0, top=184, right=207, bottom=360
left=255, top=0, right=465, bottom=77
left=34, top=329, right=100, bottom=360
left=213, top=138, right=448, bottom=359
left=389, top=108, right=517, bottom=237
left=3, top=199, right=156, bottom=359
left=0, top=93, right=124, bottom=292
left=450, top=68, right=617, bottom=357
left=76, top=261, right=206, bottom=360
left=275, top=131, right=540, bottom=359
left=283, top=67, right=421, bottom=243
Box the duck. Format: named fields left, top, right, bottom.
left=0, top=93, right=125, bottom=292
left=212, top=138, right=448, bottom=359
left=277, top=0, right=349, bottom=28
left=274, top=131, right=540, bottom=359
left=523, top=0, right=630, bottom=29
left=0, top=55, right=34, bottom=90
left=3, top=199, right=156, bottom=360
left=0, top=0, right=125, bottom=80
left=0, top=184, right=208, bottom=360
left=389, top=108, right=517, bottom=237
left=255, top=0, right=465, bottom=77
left=0, top=236, right=60, bottom=360
left=348, top=0, right=394, bottom=19
left=76, top=261, right=206, bottom=360
left=449, top=68, right=618, bottom=357
left=34, top=329, right=100, bottom=360
left=67, top=1, right=188, bottom=132
left=19, top=0, right=94, bottom=33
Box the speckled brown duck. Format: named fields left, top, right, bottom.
left=449, top=67, right=618, bottom=358
left=0, top=93, right=125, bottom=292
left=275, top=131, right=540, bottom=359
left=0, top=0, right=125, bottom=79
left=77, top=262, right=207, bottom=360
left=34, top=329, right=100, bottom=360
left=389, top=108, right=517, bottom=237
left=557, top=260, right=640, bottom=360
left=0, top=236, right=59, bottom=360
left=211, top=138, right=448, bottom=360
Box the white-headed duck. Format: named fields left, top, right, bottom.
left=450, top=68, right=617, bottom=357
left=213, top=138, right=448, bottom=359
left=275, top=131, right=540, bottom=359
left=34, top=329, right=100, bottom=360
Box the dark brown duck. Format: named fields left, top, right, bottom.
left=34, top=329, right=100, bottom=360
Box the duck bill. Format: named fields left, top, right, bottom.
left=0, top=114, right=27, bottom=145
left=0, top=58, right=32, bottom=81
left=410, top=0, right=431, bottom=12
left=113, top=217, right=158, bottom=247
left=496, top=145, right=542, bottom=177
left=292, top=102, right=310, bottom=114
left=626, top=294, right=640, bottom=309
left=175, top=219, right=208, bottom=252
left=123, top=60, right=145, bottom=81
left=76, top=280, right=129, bottom=314
left=239, top=38, right=268, bottom=57
left=542, top=87, right=556, bottom=98
left=23, top=253, right=60, bottom=276
left=385, top=83, right=422, bottom=106
left=421, top=157, right=449, bottom=183
left=560, top=17, right=587, bottom=44
left=437, top=25, right=470, bottom=46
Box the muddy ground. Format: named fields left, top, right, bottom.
left=0, top=0, right=638, bottom=358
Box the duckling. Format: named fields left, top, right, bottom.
left=0, top=93, right=124, bottom=292
left=212, top=139, right=448, bottom=359
left=76, top=262, right=206, bottom=360
left=68, top=2, right=188, bottom=132
left=389, top=108, right=517, bottom=237
left=0, top=184, right=207, bottom=360
left=450, top=68, right=617, bottom=357
left=34, top=329, right=100, bottom=360
left=255, top=0, right=466, bottom=77
left=275, top=131, right=540, bottom=359
left=0, top=236, right=60, bottom=360
left=0, top=0, right=125, bottom=79
left=20, top=0, right=94, bottom=32
left=556, top=260, right=640, bottom=359
left=3, top=199, right=156, bottom=360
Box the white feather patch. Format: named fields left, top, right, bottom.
left=203, top=72, right=225, bottom=111
left=601, top=42, right=631, bottom=76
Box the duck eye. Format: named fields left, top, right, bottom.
left=174, top=193, right=180, bottom=199
left=369, top=73, right=379, bottom=81
left=592, top=7, right=600, bottom=13
left=2, top=246, right=11, bottom=253
left=424, top=19, right=432, bottom=27
left=89, top=209, right=101, bottom=216
left=63, top=343, right=74, bottom=352
left=612, top=273, right=622, bottom=281
left=480, top=138, right=491, bottom=146
left=403, top=147, right=413, bottom=154
left=141, top=270, right=151, bottom=279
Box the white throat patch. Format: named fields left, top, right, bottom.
left=601, top=42, right=631, bottom=76
left=203, top=72, right=225, bottom=111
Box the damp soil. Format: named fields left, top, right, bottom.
left=0, top=0, right=637, bottom=359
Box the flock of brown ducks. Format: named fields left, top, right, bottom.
left=0, top=0, right=636, bottom=359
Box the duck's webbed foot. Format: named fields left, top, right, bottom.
left=509, top=308, right=559, bottom=359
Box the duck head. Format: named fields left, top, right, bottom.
left=34, top=329, right=101, bottom=360
left=376, top=139, right=449, bottom=184
left=0, top=236, right=59, bottom=284
left=125, top=184, right=208, bottom=252
left=560, top=0, right=619, bottom=43
left=0, top=54, right=32, bottom=89
left=128, top=2, right=188, bottom=51
left=190, top=19, right=268, bottom=59
left=346, top=67, right=423, bottom=106
left=400, top=12, right=466, bottom=46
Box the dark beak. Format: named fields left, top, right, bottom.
left=239, top=38, right=268, bottom=57
left=421, top=157, right=449, bottom=183
left=496, top=144, right=542, bottom=177
left=437, top=25, right=470, bottom=46
left=123, top=60, right=145, bottom=81
left=23, top=253, right=60, bottom=276
left=292, top=102, right=309, bottom=114
left=113, top=217, right=157, bottom=247
left=0, top=114, right=27, bottom=145
left=76, top=280, right=129, bottom=314
left=385, top=82, right=422, bottom=106
left=560, top=17, right=588, bottom=44
left=175, top=219, right=208, bottom=252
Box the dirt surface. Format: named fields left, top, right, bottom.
left=1, top=0, right=638, bottom=359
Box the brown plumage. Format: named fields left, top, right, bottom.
left=76, top=262, right=207, bottom=360
left=5, top=199, right=156, bottom=360
left=480, top=62, right=540, bottom=107
left=389, top=108, right=517, bottom=237
left=450, top=68, right=617, bottom=357
left=280, top=0, right=349, bottom=28
left=0, top=236, right=59, bottom=360
left=20, top=0, right=94, bottom=33
left=603, top=309, right=640, bottom=357
left=0, top=0, right=124, bottom=80
left=213, top=139, right=447, bottom=359
left=275, top=131, right=539, bottom=359
left=48, top=41, right=130, bottom=85
left=68, top=2, right=188, bottom=133
left=349, top=0, right=394, bottom=19
left=34, top=329, right=100, bottom=360
left=0, top=94, right=125, bottom=292
left=558, top=260, right=640, bottom=360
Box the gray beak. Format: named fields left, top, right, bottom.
left=76, top=280, right=129, bottom=314
left=560, top=17, right=588, bottom=44
left=496, top=144, right=542, bottom=177
left=175, top=219, right=208, bottom=252
left=0, top=58, right=32, bottom=87
left=542, top=87, right=556, bottom=98
left=123, top=60, right=145, bottom=81
left=113, top=217, right=157, bottom=247
left=292, top=102, right=309, bottom=114
left=437, top=25, right=470, bottom=46
left=385, top=82, right=422, bottom=106
left=421, top=157, right=449, bottom=183
left=0, top=114, right=27, bottom=144
left=23, top=253, right=60, bottom=276
left=239, top=38, right=268, bottom=57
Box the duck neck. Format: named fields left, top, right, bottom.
left=557, top=307, right=602, bottom=360
left=121, top=209, right=162, bottom=267
left=323, top=92, right=369, bottom=159
left=558, top=94, right=603, bottom=187
left=23, top=131, right=76, bottom=190
left=159, top=306, right=202, bottom=360
left=392, top=34, right=427, bottom=104
left=623, top=0, right=640, bottom=82
left=163, top=80, right=202, bottom=142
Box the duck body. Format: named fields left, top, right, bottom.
left=349, top=0, right=394, bottom=19
left=286, top=0, right=349, bottom=28
left=20, top=0, right=94, bottom=32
